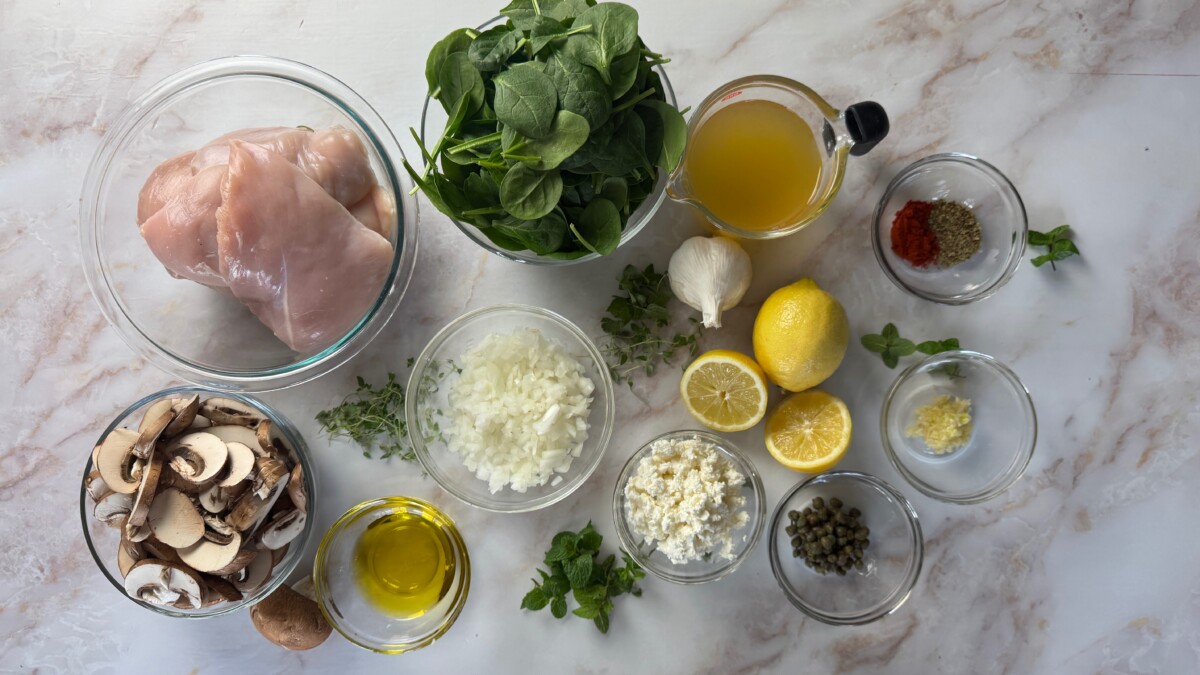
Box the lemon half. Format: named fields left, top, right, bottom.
left=764, top=390, right=852, bottom=472
left=680, top=350, right=769, bottom=432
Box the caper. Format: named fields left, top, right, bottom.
left=848, top=507, right=861, bottom=518
left=788, top=510, right=800, bottom=520
left=786, top=525, right=798, bottom=536
left=829, top=497, right=842, bottom=510
left=812, top=497, right=825, bottom=509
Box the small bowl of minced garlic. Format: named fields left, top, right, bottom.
left=881, top=350, right=1037, bottom=504
left=612, top=430, right=766, bottom=585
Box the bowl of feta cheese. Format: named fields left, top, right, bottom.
left=406, top=304, right=615, bottom=513
left=613, top=430, right=766, bottom=584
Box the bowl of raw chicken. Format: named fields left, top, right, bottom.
left=80, top=56, right=418, bottom=391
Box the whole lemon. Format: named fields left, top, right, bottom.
left=752, top=278, right=849, bottom=392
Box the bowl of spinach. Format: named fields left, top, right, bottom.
left=408, top=1, right=685, bottom=265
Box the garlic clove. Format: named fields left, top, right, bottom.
left=668, top=236, right=753, bottom=328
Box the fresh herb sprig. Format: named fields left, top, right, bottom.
left=520, top=522, right=644, bottom=634
left=598, top=264, right=703, bottom=386
left=1028, top=224, right=1080, bottom=270
left=316, top=367, right=415, bottom=461
left=860, top=323, right=959, bottom=369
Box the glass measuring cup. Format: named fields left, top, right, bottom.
left=667, top=75, right=889, bottom=239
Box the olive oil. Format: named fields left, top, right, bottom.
left=684, top=99, right=823, bottom=232
left=352, top=510, right=456, bottom=619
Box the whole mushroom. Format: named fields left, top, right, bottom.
left=250, top=584, right=331, bottom=651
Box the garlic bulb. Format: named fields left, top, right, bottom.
left=668, top=236, right=752, bottom=328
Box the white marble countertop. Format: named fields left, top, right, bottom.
left=3, top=0, right=1199, bottom=672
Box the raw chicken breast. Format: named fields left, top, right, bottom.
left=347, top=185, right=397, bottom=239
left=216, top=140, right=394, bottom=353
left=138, top=164, right=227, bottom=287
left=193, top=126, right=375, bottom=206
left=137, top=151, right=196, bottom=224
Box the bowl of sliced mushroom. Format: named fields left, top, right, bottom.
left=80, top=387, right=315, bottom=617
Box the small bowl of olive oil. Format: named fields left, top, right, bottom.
left=314, top=497, right=470, bottom=654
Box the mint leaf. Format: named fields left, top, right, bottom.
left=564, top=553, right=593, bottom=589
left=890, top=339, right=916, bottom=357
left=881, top=322, right=899, bottom=340
left=521, top=586, right=549, bottom=611
left=882, top=351, right=900, bottom=369
left=544, top=531, right=578, bottom=563
left=572, top=604, right=600, bottom=619
left=577, top=521, right=602, bottom=553
left=1027, top=230, right=1051, bottom=246
left=550, top=595, right=567, bottom=618
left=861, top=334, right=888, bottom=353
left=1046, top=224, right=1070, bottom=240
left=915, top=340, right=941, bottom=355
left=593, top=611, right=610, bottom=634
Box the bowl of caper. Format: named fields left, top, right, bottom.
left=767, top=471, right=923, bottom=626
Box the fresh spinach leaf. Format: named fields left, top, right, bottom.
left=563, top=2, right=639, bottom=82
left=599, top=177, right=628, bottom=211
left=493, top=63, right=558, bottom=139
left=607, top=45, right=640, bottom=100
left=500, top=164, right=563, bottom=220
left=501, top=0, right=591, bottom=31
left=588, top=111, right=646, bottom=176
left=468, top=26, right=521, bottom=73
left=438, top=52, right=484, bottom=116
left=639, top=99, right=686, bottom=173
left=493, top=210, right=568, bottom=254
left=426, top=28, right=473, bottom=95
left=570, top=197, right=621, bottom=255
left=545, top=53, right=611, bottom=130
left=514, top=110, right=591, bottom=170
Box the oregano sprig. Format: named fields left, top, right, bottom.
left=860, top=323, right=960, bottom=369
left=598, top=264, right=704, bottom=386
left=520, top=522, right=644, bottom=634
left=1028, top=224, right=1080, bottom=270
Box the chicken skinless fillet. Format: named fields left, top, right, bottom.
left=216, top=140, right=393, bottom=353
left=137, top=150, right=196, bottom=225
left=138, top=164, right=227, bottom=287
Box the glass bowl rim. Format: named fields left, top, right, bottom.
left=405, top=303, right=616, bottom=513
left=880, top=349, right=1038, bottom=504
left=417, top=16, right=676, bottom=266
left=767, top=470, right=923, bottom=625
left=77, top=385, right=317, bottom=619
left=870, top=151, right=1028, bottom=305
left=611, top=429, right=767, bottom=585
left=79, top=54, right=419, bottom=391
left=312, top=495, right=471, bottom=654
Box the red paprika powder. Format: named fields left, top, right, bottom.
left=890, top=200, right=939, bottom=268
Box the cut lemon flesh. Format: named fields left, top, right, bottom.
left=680, top=350, right=769, bottom=432
left=765, top=390, right=851, bottom=472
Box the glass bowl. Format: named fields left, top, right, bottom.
left=406, top=304, right=615, bottom=513
left=79, top=386, right=317, bottom=618
left=871, top=153, right=1027, bottom=304
left=768, top=471, right=922, bottom=625
left=881, top=350, right=1037, bottom=504
left=417, top=17, right=675, bottom=266
left=612, top=430, right=766, bottom=585
left=80, top=56, right=419, bottom=391
left=313, top=497, right=470, bottom=654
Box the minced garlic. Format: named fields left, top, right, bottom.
left=906, top=394, right=973, bottom=454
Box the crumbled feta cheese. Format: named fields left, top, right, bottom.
left=623, top=436, right=749, bottom=564
left=446, top=328, right=594, bottom=494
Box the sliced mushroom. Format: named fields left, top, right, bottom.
left=85, top=470, right=111, bottom=503
left=163, top=394, right=201, bottom=437
left=199, top=484, right=237, bottom=514
left=204, top=425, right=261, bottom=457
left=117, top=535, right=144, bottom=577
left=123, top=559, right=204, bottom=608
left=91, top=443, right=102, bottom=467
left=253, top=457, right=289, bottom=499
left=189, top=414, right=212, bottom=430
left=126, top=520, right=152, bottom=543
left=230, top=551, right=273, bottom=594
left=164, top=432, right=229, bottom=483
left=160, top=469, right=206, bottom=495
left=178, top=531, right=243, bottom=573
left=216, top=441, right=256, bottom=487
left=94, top=492, right=133, bottom=526
left=287, top=465, right=306, bottom=514
left=259, top=510, right=305, bottom=551
left=270, top=544, right=290, bottom=567
left=202, top=514, right=237, bottom=545
left=202, top=574, right=243, bottom=604
left=148, top=488, right=205, bottom=548
left=141, top=536, right=184, bottom=565
left=210, top=548, right=256, bottom=576
left=201, top=397, right=264, bottom=428
left=227, top=467, right=289, bottom=532
left=138, top=398, right=176, bottom=433
left=126, top=452, right=164, bottom=528
left=250, top=584, right=332, bottom=651
left=133, top=409, right=174, bottom=461
left=96, top=428, right=141, bottom=494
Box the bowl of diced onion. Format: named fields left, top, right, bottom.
left=406, top=304, right=615, bottom=513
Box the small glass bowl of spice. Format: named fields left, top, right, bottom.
left=881, top=351, right=1037, bottom=503
left=768, top=471, right=923, bottom=625
left=613, top=430, right=766, bottom=585
left=871, top=153, right=1027, bottom=304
